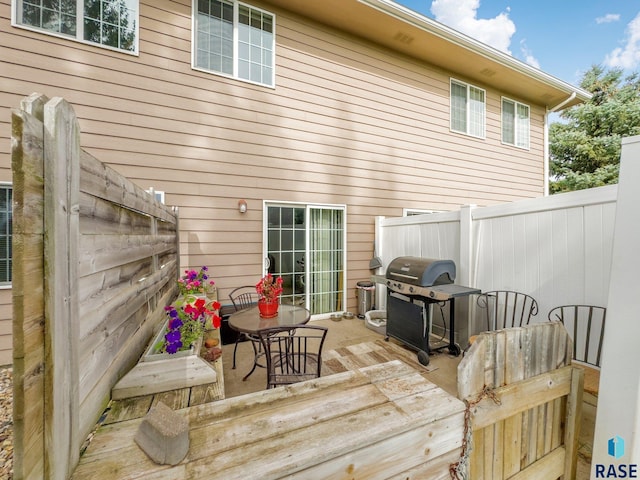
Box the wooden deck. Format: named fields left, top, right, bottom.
left=93, top=338, right=434, bottom=426
left=71, top=320, right=593, bottom=479
left=72, top=359, right=465, bottom=479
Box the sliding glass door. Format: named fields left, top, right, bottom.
left=265, top=203, right=345, bottom=315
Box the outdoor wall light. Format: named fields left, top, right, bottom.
left=238, top=199, right=247, bottom=213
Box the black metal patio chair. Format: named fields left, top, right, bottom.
left=477, top=290, right=539, bottom=331
left=228, top=286, right=260, bottom=369
left=548, top=304, right=606, bottom=368
left=464, top=290, right=539, bottom=355
left=258, top=325, right=328, bottom=390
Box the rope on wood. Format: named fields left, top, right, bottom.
left=449, top=386, right=502, bottom=480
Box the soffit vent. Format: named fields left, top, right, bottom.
left=480, top=68, right=496, bottom=77
left=393, top=31, right=414, bottom=45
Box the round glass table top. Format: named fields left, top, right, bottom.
left=228, top=304, right=311, bottom=334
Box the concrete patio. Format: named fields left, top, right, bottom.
left=222, top=315, right=458, bottom=399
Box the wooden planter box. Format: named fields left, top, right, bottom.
left=112, top=324, right=219, bottom=400
left=141, top=318, right=203, bottom=362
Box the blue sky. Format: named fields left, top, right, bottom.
left=395, top=0, right=640, bottom=87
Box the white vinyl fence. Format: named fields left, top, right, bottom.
left=374, top=184, right=618, bottom=342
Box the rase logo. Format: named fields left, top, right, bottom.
left=610, top=436, right=625, bottom=459
left=595, top=436, right=638, bottom=478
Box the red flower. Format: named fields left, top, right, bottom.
left=256, top=273, right=284, bottom=302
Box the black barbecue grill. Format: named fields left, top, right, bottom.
left=384, top=256, right=481, bottom=366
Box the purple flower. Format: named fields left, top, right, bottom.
left=168, top=317, right=183, bottom=330
left=165, top=330, right=181, bottom=343
left=177, top=265, right=214, bottom=296
left=165, top=340, right=182, bottom=354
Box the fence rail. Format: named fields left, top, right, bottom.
left=12, top=94, right=180, bottom=480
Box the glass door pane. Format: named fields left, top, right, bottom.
left=308, top=206, right=344, bottom=314
left=267, top=205, right=306, bottom=306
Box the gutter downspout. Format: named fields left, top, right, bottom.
left=544, top=92, right=577, bottom=196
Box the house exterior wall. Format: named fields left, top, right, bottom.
left=0, top=0, right=547, bottom=365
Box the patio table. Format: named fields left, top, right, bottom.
left=228, top=304, right=311, bottom=380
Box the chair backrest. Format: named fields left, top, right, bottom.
left=258, top=325, right=328, bottom=389
left=229, top=286, right=259, bottom=311
left=548, top=305, right=606, bottom=368
left=477, top=290, right=539, bottom=331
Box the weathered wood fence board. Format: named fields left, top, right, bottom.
left=44, top=95, right=82, bottom=480
left=457, top=321, right=583, bottom=480
left=12, top=93, right=47, bottom=480
left=12, top=94, right=180, bottom=480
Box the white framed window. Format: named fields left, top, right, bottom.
left=264, top=202, right=346, bottom=316
left=193, top=0, right=275, bottom=87
left=13, top=0, right=139, bottom=53
left=145, top=188, right=165, bottom=204
left=0, top=184, right=12, bottom=287
left=403, top=208, right=436, bottom=216
left=450, top=78, right=486, bottom=139
left=502, top=97, right=530, bottom=149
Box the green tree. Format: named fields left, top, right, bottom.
left=549, top=65, right=640, bottom=193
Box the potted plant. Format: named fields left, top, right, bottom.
left=255, top=273, right=284, bottom=318
left=144, top=297, right=222, bottom=361
left=163, top=298, right=221, bottom=351
left=178, top=265, right=216, bottom=301
left=143, top=266, right=222, bottom=361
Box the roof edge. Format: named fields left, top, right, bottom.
left=358, top=0, right=592, bottom=103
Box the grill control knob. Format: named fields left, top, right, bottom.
left=429, top=291, right=435, bottom=298
left=409, top=286, right=414, bottom=293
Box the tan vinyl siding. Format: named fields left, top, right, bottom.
left=1, top=0, right=548, bottom=360
left=0, top=290, right=10, bottom=365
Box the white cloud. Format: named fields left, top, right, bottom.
left=430, top=0, right=515, bottom=54
left=605, top=12, right=640, bottom=70
left=596, top=14, right=620, bottom=24
left=519, top=39, right=540, bottom=69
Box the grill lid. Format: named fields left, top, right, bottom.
left=386, top=256, right=456, bottom=286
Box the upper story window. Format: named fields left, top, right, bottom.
left=502, top=97, right=530, bottom=149
left=194, top=0, right=275, bottom=87
left=0, top=185, right=12, bottom=287
left=13, top=0, right=138, bottom=53
left=450, top=79, right=486, bottom=139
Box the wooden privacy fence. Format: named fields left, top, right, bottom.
left=457, top=321, right=584, bottom=479
left=12, top=94, right=180, bottom=480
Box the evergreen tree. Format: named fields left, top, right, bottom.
left=549, top=65, right=640, bottom=193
